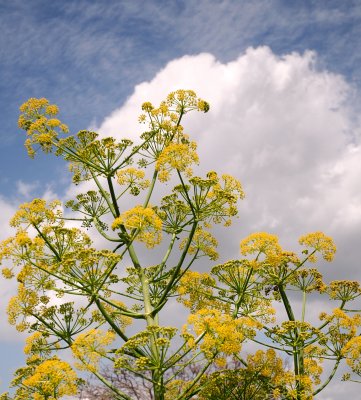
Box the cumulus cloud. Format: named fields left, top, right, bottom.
left=97, top=47, right=361, bottom=274
left=93, top=48, right=361, bottom=397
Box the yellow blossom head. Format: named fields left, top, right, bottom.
left=240, top=232, right=282, bottom=257
left=22, top=358, right=78, bottom=398
left=299, top=231, right=336, bottom=262
left=156, top=142, right=199, bottom=181
left=19, top=98, right=68, bottom=158
left=112, top=205, right=162, bottom=248
left=72, top=329, right=115, bottom=372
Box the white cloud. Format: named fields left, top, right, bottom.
left=15, top=180, right=39, bottom=198
left=96, top=47, right=361, bottom=268
left=92, top=48, right=361, bottom=397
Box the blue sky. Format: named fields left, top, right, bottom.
left=1, top=0, right=361, bottom=397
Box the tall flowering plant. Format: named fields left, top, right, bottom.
left=0, top=91, right=360, bottom=400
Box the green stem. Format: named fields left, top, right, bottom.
left=94, top=299, right=129, bottom=343
left=107, top=175, right=120, bottom=217
left=91, top=171, right=117, bottom=217
left=312, top=358, right=341, bottom=396
left=165, top=331, right=207, bottom=370
left=233, top=267, right=253, bottom=318
left=279, top=285, right=303, bottom=398
left=301, top=290, right=306, bottom=322
left=93, top=217, right=124, bottom=242
left=153, top=222, right=198, bottom=313
left=143, top=170, right=158, bottom=208
left=175, top=357, right=215, bottom=400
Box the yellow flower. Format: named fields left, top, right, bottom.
left=22, top=358, right=78, bottom=398
left=7, top=284, right=39, bottom=331
left=156, top=142, right=199, bottom=181
left=1, top=268, right=14, bottom=279
left=240, top=232, right=282, bottom=257
left=116, top=167, right=150, bottom=195
left=10, top=198, right=61, bottom=227
left=142, top=101, right=154, bottom=112
left=72, top=329, right=115, bottom=372
left=112, top=205, right=162, bottom=248
left=177, top=271, right=216, bottom=311
left=327, top=280, right=360, bottom=301
left=24, top=332, right=44, bottom=355
left=186, top=308, right=258, bottom=359
left=343, top=336, right=361, bottom=374
left=299, top=231, right=336, bottom=262
left=18, top=98, right=68, bottom=157
left=179, top=228, right=219, bottom=260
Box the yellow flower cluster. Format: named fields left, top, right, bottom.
left=0, top=230, right=45, bottom=277
left=112, top=205, right=162, bottom=248
left=186, top=308, right=258, bottom=359
left=247, top=349, right=285, bottom=382
left=343, top=336, right=361, bottom=376
left=299, top=231, right=336, bottom=262
left=290, top=268, right=326, bottom=293
left=72, top=329, right=115, bottom=372
left=274, top=321, right=319, bottom=343
left=179, top=228, right=219, bottom=260
left=18, top=98, right=68, bottom=158
left=198, top=349, right=288, bottom=400
left=138, top=90, right=208, bottom=167
left=56, top=131, right=134, bottom=183
left=177, top=271, right=217, bottom=312
left=319, top=308, right=361, bottom=353
left=115, top=326, right=177, bottom=371
left=156, top=141, right=199, bottom=181
left=7, top=284, right=39, bottom=331
left=240, top=232, right=282, bottom=257
left=183, top=171, right=244, bottom=226
left=333, top=308, right=361, bottom=333
left=24, top=332, right=49, bottom=356
left=327, top=280, right=360, bottom=301
left=165, top=379, right=190, bottom=400
left=166, top=90, right=209, bottom=113
left=205, top=173, right=245, bottom=222
left=10, top=198, right=61, bottom=227
left=22, top=358, right=78, bottom=399
left=304, top=358, right=323, bottom=385
left=116, top=167, right=150, bottom=195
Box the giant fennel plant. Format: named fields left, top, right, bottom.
left=0, top=90, right=360, bottom=400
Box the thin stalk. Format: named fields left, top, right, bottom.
left=165, top=331, right=207, bottom=369
left=153, top=222, right=198, bottom=312
left=93, top=217, right=123, bottom=242
left=175, top=357, right=215, bottom=400
left=143, top=169, right=158, bottom=208
left=233, top=267, right=253, bottom=318
left=91, top=171, right=117, bottom=217
left=107, top=175, right=121, bottom=217
left=312, top=358, right=341, bottom=396
left=301, top=290, right=307, bottom=322
left=94, top=299, right=129, bottom=343
left=89, top=368, right=134, bottom=400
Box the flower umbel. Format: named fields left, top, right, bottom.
left=112, top=205, right=163, bottom=248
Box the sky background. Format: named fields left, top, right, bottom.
left=1, top=0, right=361, bottom=398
